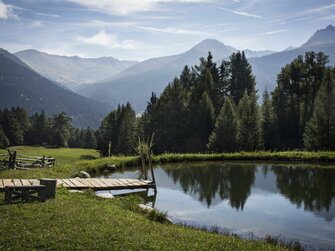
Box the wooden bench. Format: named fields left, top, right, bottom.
left=4, top=185, right=46, bottom=203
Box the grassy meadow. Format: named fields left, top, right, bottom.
left=2, top=146, right=335, bottom=250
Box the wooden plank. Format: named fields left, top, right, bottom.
left=101, top=179, right=118, bottom=187
left=0, top=179, right=4, bottom=189
left=107, top=179, right=122, bottom=187
left=61, top=179, right=75, bottom=188
left=94, top=179, right=109, bottom=188
left=126, top=179, right=144, bottom=186
left=76, top=179, right=94, bottom=188
left=68, top=179, right=87, bottom=188
left=21, top=179, right=31, bottom=186
left=115, top=179, right=129, bottom=187
left=122, top=179, right=134, bottom=186
left=12, top=179, right=23, bottom=186
left=85, top=179, right=101, bottom=188
left=3, top=179, right=14, bottom=187
left=97, top=179, right=111, bottom=187
left=56, top=179, right=64, bottom=187
left=28, top=179, right=40, bottom=185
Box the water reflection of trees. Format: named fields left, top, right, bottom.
left=164, top=163, right=256, bottom=210
left=272, top=166, right=335, bottom=212
left=163, top=163, right=335, bottom=214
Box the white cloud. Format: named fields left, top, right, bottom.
left=262, top=29, right=287, bottom=35
left=0, top=1, right=18, bottom=19
left=216, top=6, right=264, bottom=18
left=133, top=25, right=213, bottom=36
left=66, top=0, right=213, bottom=15
left=30, top=20, right=43, bottom=28
left=78, top=30, right=136, bottom=49
left=306, top=3, right=335, bottom=14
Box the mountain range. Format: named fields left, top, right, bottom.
left=14, top=50, right=137, bottom=90
left=76, top=24, right=335, bottom=112
left=0, top=48, right=110, bottom=128
left=1, top=24, right=334, bottom=121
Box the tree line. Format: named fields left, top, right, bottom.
left=1, top=50, right=334, bottom=154
left=0, top=108, right=96, bottom=149
left=97, top=51, right=335, bottom=155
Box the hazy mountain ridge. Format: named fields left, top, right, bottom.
left=5, top=24, right=335, bottom=114
left=76, top=39, right=239, bottom=111
left=249, top=24, right=335, bottom=92
left=0, top=49, right=111, bottom=128
left=78, top=25, right=335, bottom=112
left=15, top=49, right=138, bottom=90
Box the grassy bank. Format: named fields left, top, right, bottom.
left=1, top=148, right=335, bottom=179
left=0, top=189, right=284, bottom=250
left=2, top=146, right=334, bottom=250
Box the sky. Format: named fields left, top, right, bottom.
left=0, top=0, right=334, bottom=61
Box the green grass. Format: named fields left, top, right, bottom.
left=0, top=146, right=100, bottom=165
left=0, top=189, right=284, bottom=251
left=1, top=147, right=334, bottom=179
left=3, top=146, right=334, bottom=250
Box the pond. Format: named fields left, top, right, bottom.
left=97, top=162, right=335, bottom=249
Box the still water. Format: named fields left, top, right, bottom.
left=98, top=162, right=335, bottom=249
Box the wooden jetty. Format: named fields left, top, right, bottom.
left=0, top=178, right=156, bottom=191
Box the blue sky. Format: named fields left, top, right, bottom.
left=0, top=0, right=334, bottom=60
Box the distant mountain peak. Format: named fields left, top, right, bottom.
left=193, top=39, right=226, bottom=49
left=302, top=24, right=335, bottom=47
left=326, top=24, right=335, bottom=30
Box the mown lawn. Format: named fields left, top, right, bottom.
left=3, top=146, right=334, bottom=250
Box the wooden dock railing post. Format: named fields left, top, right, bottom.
left=42, top=155, right=45, bottom=167
left=7, top=150, right=17, bottom=169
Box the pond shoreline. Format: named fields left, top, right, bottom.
left=1, top=147, right=334, bottom=250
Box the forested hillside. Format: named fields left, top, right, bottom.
left=0, top=48, right=111, bottom=128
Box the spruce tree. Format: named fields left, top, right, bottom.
left=0, top=125, right=9, bottom=148
left=304, top=68, right=335, bottom=150
left=116, top=103, right=136, bottom=154
left=51, top=112, right=72, bottom=147
left=208, top=97, right=238, bottom=152
left=262, top=89, right=278, bottom=149
left=228, top=51, right=256, bottom=104
left=84, top=127, right=97, bottom=149
left=237, top=91, right=263, bottom=151
left=1, top=108, right=24, bottom=145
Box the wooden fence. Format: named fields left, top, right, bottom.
left=0, top=150, right=55, bottom=171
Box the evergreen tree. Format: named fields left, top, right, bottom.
left=51, top=112, right=72, bottom=147
left=12, top=107, right=30, bottom=142
left=116, top=103, right=136, bottom=154
left=27, top=111, right=50, bottom=145
left=97, top=103, right=136, bottom=155
left=0, top=125, right=9, bottom=148
left=198, top=91, right=215, bottom=148
left=237, top=91, right=263, bottom=151
left=84, top=127, right=97, bottom=149
left=272, top=52, right=328, bottom=149
left=262, top=89, right=278, bottom=150
left=150, top=79, right=188, bottom=153
left=1, top=108, right=24, bottom=145
left=228, top=51, right=256, bottom=104
left=304, top=68, right=335, bottom=150
left=208, top=97, right=238, bottom=152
